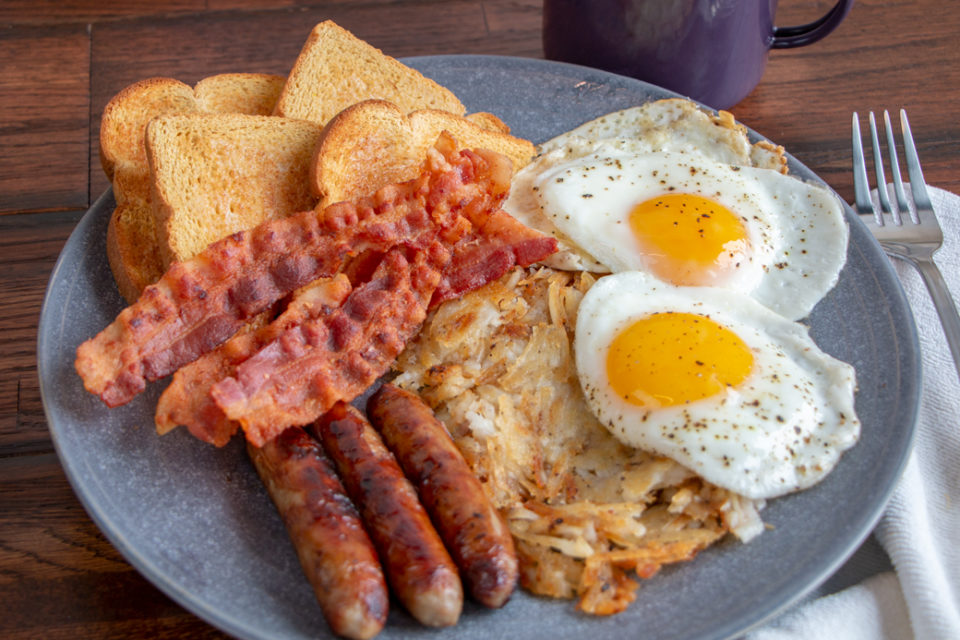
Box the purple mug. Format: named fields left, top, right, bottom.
left=543, top=0, right=855, bottom=109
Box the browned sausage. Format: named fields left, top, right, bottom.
left=311, top=402, right=463, bottom=627
left=247, top=426, right=388, bottom=640
left=367, top=383, right=518, bottom=608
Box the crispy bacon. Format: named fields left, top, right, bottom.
left=210, top=244, right=450, bottom=447
left=154, top=275, right=353, bottom=447
left=76, top=136, right=509, bottom=408
left=156, top=220, right=556, bottom=448
left=334, top=212, right=558, bottom=311
left=433, top=208, right=558, bottom=307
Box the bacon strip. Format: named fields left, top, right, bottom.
left=75, top=137, right=508, bottom=408
left=210, top=244, right=450, bottom=447
left=433, top=208, right=558, bottom=307
left=154, top=275, right=353, bottom=447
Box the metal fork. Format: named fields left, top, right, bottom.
left=852, top=109, right=960, bottom=383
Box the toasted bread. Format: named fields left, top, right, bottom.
left=99, top=78, right=200, bottom=301
left=465, top=111, right=511, bottom=134
left=274, top=21, right=465, bottom=124
left=146, top=113, right=322, bottom=266
left=100, top=74, right=286, bottom=302
left=99, top=78, right=200, bottom=181
left=105, top=167, right=164, bottom=302
left=312, top=99, right=535, bottom=207
left=193, top=73, right=286, bottom=115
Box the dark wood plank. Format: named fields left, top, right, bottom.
left=0, top=210, right=81, bottom=456
left=0, top=0, right=466, bottom=25
left=0, top=452, right=229, bottom=640
left=0, top=1, right=205, bottom=25
left=205, top=0, right=408, bottom=10
left=484, top=0, right=542, bottom=45
left=0, top=25, right=90, bottom=214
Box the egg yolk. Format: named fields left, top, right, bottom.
left=629, top=193, right=750, bottom=286
left=606, top=312, right=754, bottom=408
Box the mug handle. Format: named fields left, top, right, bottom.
left=770, top=0, right=855, bottom=49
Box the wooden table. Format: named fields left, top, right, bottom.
left=2, top=1, right=957, bottom=637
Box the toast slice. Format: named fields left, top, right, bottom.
left=274, top=20, right=465, bottom=124
left=312, top=99, right=535, bottom=208
left=106, top=167, right=165, bottom=302
left=100, top=78, right=200, bottom=301
left=100, top=74, right=285, bottom=301
left=465, top=111, right=511, bottom=134
left=99, top=78, right=200, bottom=181
left=193, top=73, right=286, bottom=115
left=146, top=113, right=322, bottom=266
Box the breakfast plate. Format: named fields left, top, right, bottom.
left=38, top=56, right=920, bottom=640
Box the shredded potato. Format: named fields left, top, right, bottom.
left=393, top=267, right=764, bottom=614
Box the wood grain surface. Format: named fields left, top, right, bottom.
left=2, top=0, right=958, bottom=638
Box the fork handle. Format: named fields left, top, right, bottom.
left=908, top=256, right=960, bottom=384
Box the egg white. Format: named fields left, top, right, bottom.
left=538, top=98, right=786, bottom=170
left=535, top=150, right=849, bottom=321
left=574, top=271, right=860, bottom=500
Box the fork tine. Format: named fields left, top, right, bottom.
left=883, top=110, right=908, bottom=224
left=900, top=109, right=933, bottom=220
left=868, top=112, right=893, bottom=215
left=852, top=113, right=880, bottom=223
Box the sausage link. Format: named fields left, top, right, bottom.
left=368, top=383, right=519, bottom=608
left=312, top=402, right=463, bottom=627
left=248, top=426, right=388, bottom=640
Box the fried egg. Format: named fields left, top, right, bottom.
left=535, top=150, right=848, bottom=320
left=503, top=99, right=787, bottom=273
left=574, top=271, right=860, bottom=500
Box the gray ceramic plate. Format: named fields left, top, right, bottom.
left=38, top=56, right=920, bottom=640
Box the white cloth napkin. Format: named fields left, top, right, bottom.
left=747, top=185, right=960, bottom=640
